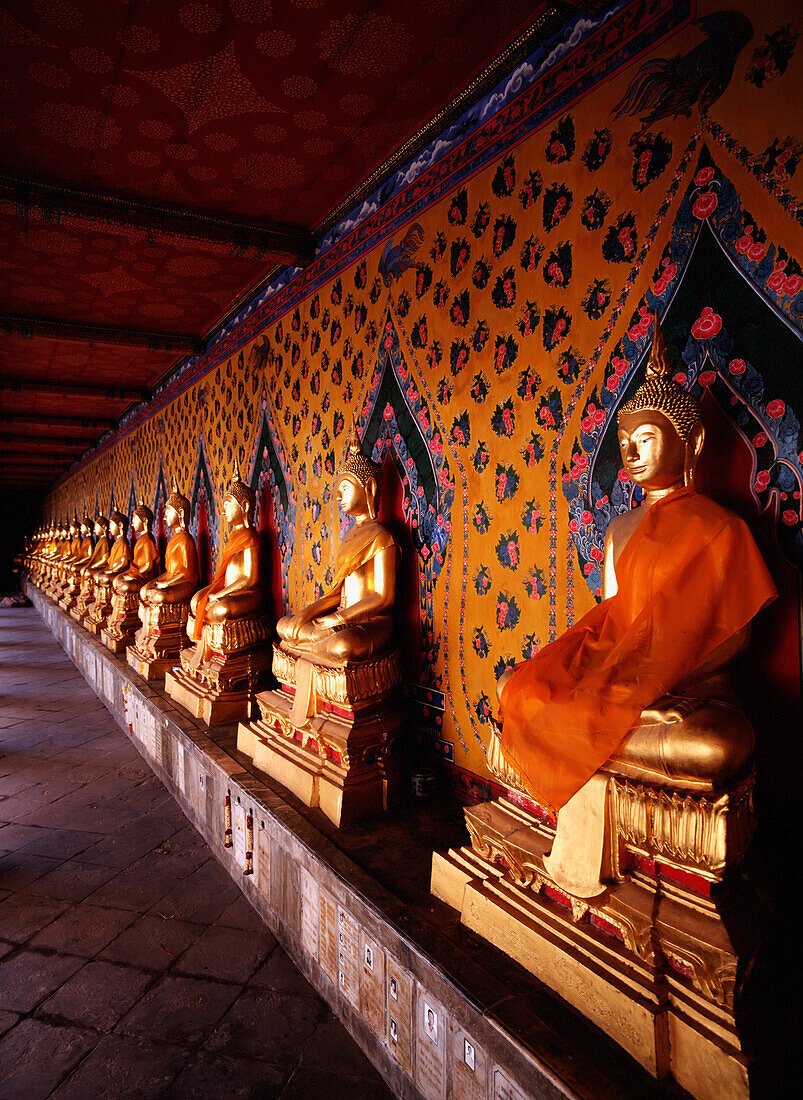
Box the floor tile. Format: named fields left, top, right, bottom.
left=0, top=949, right=85, bottom=1013
left=205, top=988, right=323, bottom=1067
left=98, top=912, right=205, bottom=972
left=0, top=1018, right=97, bottom=1100
left=37, top=959, right=154, bottom=1031
left=30, top=902, right=136, bottom=957
left=116, top=974, right=242, bottom=1048
left=173, top=923, right=276, bottom=984
left=164, top=1050, right=285, bottom=1099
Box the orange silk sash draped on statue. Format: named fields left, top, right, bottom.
left=107, top=537, right=131, bottom=570
left=164, top=531, right=198, bottom=584
left=500, top=488, right=777, bottom=813
left=127, top=535, right=158, bottom=581
left=190, top=527, right=257, bottom=641
left=327, top=519, right=396, bottom=595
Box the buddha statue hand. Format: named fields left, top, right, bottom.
left=639, top=693, right=704, bottom=725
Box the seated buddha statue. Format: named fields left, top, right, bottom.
left=85, top=510, right=132, bottom=632
left=60, top=516, right=94, bottom=608
left=73, top=516, right=111, bottom=621
left=493, top=318, right=777, bottom=898
left=166, top=461, right=270, bottom=724
left=276, top=424, right=398, bottom=668
left=187, top=459, right=262, bottom=666
left=102, top=499, right=159, bottom=651
left=139, top=481, right=199, bottom=607
left=129, top=481, right=200, bottom=679
left=238, top=426, right=403, bottom=826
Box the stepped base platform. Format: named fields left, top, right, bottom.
left=27, top=582, right=692, bottom=1100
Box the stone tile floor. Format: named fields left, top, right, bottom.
left=0, top=609, right=394, bottom=1099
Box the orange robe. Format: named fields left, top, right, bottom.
left=106, top=536, right=132, bottom=573
left=125, top=533, right=159, bottom=582
left=500, top=488, right=777, bottom=813
left=162, top=530, right=199, bottom=589
left=191, top=526, right=259, bottom=640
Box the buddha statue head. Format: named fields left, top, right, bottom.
left=81, top=515, right=92, bottom=537
left=132, top=497, right=154, bottom=536
left=617, top=314, right=704, bottom=493
left=338, top=423, right=383, bottom=520
left=109, top=510, right=128, bottom=539
left=93, top=515, right=108, bottom=538
left=165, top=478, right=190, bottom=529
left=222, top=458, right=255, bottom=527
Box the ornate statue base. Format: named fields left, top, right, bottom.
left=71, top=576, right=96, bottom=623
left=84, top=577, right=114, bottom=635
left=431, top=766, right=764, bottom=1100
left=165, top=612, right=271, bottom=726
left=127, top=600, right=191, bottom=680
left=59, top=571, right=81, bottom=612
left=237, top=645, right=404, bottom=828
left=101, top=587, right=145, bottom=654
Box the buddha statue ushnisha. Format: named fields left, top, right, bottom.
left=129, top=481, right=200, bottom=679
left=493, top=316, right=777, bottom=897
left=187, top=459, right=262, bottom=669
left=139, top=481, right=199, bottom=607
left=238, top=424, right=404, bottom=827
left=166, top=460, right=270, bottom=725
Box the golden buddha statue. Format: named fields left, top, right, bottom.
left=165, top=460, right=271, bottom=724
left=238, top=424, right=404, bottom=826
left=85, top=510, right=132, bottom=634
left=102, top=499, right=160, bottom=653
left=44, top=523, right=68, bottom=596
left=129, top=480, right=200, bottom=679
left=432, top=317, right=777, bottom=1097
left=53, top=516, right=82, bottom=600
left=73, top=515, right=111, bottom=622
left=60, top=515, right=95, bottom=611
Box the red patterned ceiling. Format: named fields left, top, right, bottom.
left=1, top=0, right=541, bottom=224
left=0, top=0, right=552, bottom=487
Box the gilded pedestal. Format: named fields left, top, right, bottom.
left=127, top=599, right=191, bottom=679
left=431, top=772, right=763, bottom=1100
left=165, top=612, right=271, bottom=725
left=237, top=645, right=404, bottom=827
left=60, top=568, right=81, bottom=611
left=84, top=576, right=114, bottom=635
left=101, top=588, right=143, bottom=654
left=71, top=573, right=95, bottom=623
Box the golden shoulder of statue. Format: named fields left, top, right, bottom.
left=276, top=423, right=398, bottom=667
left=494, top=314, right=777, bottom=897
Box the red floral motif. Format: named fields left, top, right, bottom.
left=747, top=241, right=766, bottom=263
left=754, top=470, right=770, bottom=492
left=580, top=403, right=606, bottom=432
left=784, top=274, right=803, bottom=296
left=617, top=468, right=630, bottom=482
left=728, top=358, right=746, bottom=375
left=694, top=167, right=715, bottom=187
left=699, top=370, right=716, bottom=386
left=692, top=191, right=718, bottom=220
left=691, top=307, right=722, bottom=340
left=581, top=510, right=593, bottom=524
left=753, top=431, right=767, bottom=448
left=766, top=399, right=786, bottom=419
left=735, top=226, right=755, bottom=254
left=569, top=518, right=579, bottom=533
left=782, top=510, right=798, bottom=526
left=673, top=372, right=687, bottom=384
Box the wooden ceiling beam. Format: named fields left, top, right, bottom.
left=0, top=431, right=90, bottom=448
left=0, top=378, right=146, bottom=403
left=1, top=171, right=314, bottom=262
left=0, top=413, right=113, bottom=433
left=0, top=313, right=203, bottom=354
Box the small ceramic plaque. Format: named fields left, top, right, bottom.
left=453, top=1026, right=487, bottom=1100
left=300, top=867, right=319, bottom=960
left=415, top=987, right=446, bottom=1100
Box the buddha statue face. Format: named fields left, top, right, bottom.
left=93, top=519, right=104, bottom=538
left=165, top=503, right=179, bottom=529
left=223, top=492, right=247, bottom=527
left=109, top=516, right=121, bottom=538
left=132, top=514, right=144, bottom=536
left=617, top=409, right=704, bottom=493
left=336, top=473, right=374, bottom=519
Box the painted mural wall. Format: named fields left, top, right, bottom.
left=45, top=0, right=803, bottom=804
